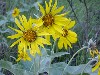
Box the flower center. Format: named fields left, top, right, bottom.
left=23, top=29, right=37, bottom=42
left=42, top=14, right=54, bottom=27
left=62, top=29, right=68, bottom=37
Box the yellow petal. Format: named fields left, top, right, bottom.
left=22, top=41, right=27, bottom=53
left=28, top=16, right=33, bottom=29
left=7, top=33, right=22, bottom=39
left=21, top=15, right=29, bottom=30
left=52, top=34, right=59, bottom=41
left=92, top=62, right=100, bottom=72
left=30, top=43, right=37, bottom=56
left=15, top=18, right=24, bottom=31
left=35, top=37, right=44, bottom=48
left=49, top=0, right=52, bottom=7
left=16, top=57, right=21, bottom=62
left=68, top=30, right=77, bottom=37
left=18, top=43, right=23, bottom=51
left=17, top=50, right=31, bottom=61
left=19, top=15, right=24, bottom=27
left=18, top=39, right=27, bottom=52
left=27, top=56, right=31, bottom=61
left=22, top=15, right=27, bottom=24
left=65, top=20, right=75, bottom=29
left=19, top=15, right=30, bottom=30
left=98, top=55, right=100, bottom=60
left=93, top=49, right=99, bottom=55
left=53, top=24, right=63, bottom=33
left=45, top=35, right=50, bottom=42
left=63, top=37, right=72, bottom=48
left=54, top=15, right=68, bottom=26
left=37, top=32, right=51, bottom=36
left=46, top=27, right=56, bottom=34
left=90, top=50, right=94, bottom=57
left=45, top=1, right=50, bottom=14
left=98, top=68, right=100, bottom=75
left=10, top=38, right=22, bottom=47
left=54, top=20, right=66, bottom=26
left=64, top=40, right=68, bottom=49
left=67, top=35, right=77, bottom=43
left=58, top=38, right=63, bottom=49
left=54, top=15, right=68, bottom=21
left=34, top=18, right=43, bottom=27
left=38, top=3, right=45, bottom=16
left=51, top=6, right=64, bottom=15
left=58, top=11, right=70, bottom=17
left=24, top=52, right=31, bottom=61
left=31, top=42, right=42, bottom=56
left=18, top=39, right=27, bottom=53
left=66, top=40, right=72, bottom=48
left=51, top=0, right=57, bottom=12
left=8, top=26, right=23, bottom=34
left=38, top=37, right=51, bottom=45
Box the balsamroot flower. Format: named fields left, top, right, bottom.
left=35, top=0, right=69, bottom=35
left=12, top=8, right=20, bottom=17
left=8, top=15, right=51, bottom=59
left=92, top=54, right=100, bottom=75
left=88, top=39, right=99, bottom=58
left=53, top=19, right=77, bottom=49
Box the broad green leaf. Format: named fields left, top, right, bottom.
left=0, top=60, right=33, bottom=75
left=0, top=20, right=7, bottom=26
left=50, top=52, right=69, bottom=58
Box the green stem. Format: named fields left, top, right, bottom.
left=34, top=58, right=37, bottom=75
left=51, top=38, right=58, bottom=55
left=48, top=58, right=51, bottom=75
left=48, top=39, right=58, bottom=75
left=62, top=46, right=88, bottom=75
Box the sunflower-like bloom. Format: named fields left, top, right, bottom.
left=92, top=54, right=100, bottom=75
left=12, top=8, right=20, bottom=17
left=8, top=15, right=51, bottom=57
left=53, top=19, right=77, bottom=49
left=89, top=48, right=99, bottom=58
left=35, top=0, right=69, bottom=35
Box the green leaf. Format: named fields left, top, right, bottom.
left=0, top=60, right=12, bottom=71
left=0, top=60, right=33, bottom=75
left=51, top=62, right=98, bottom=75
left=50, top=52, right=69, bottom=58
left=0, top=20, right=7, bottom=26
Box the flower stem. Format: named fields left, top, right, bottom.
left=51, top=38, right=58, bottom=55
left=48, top=39, right=58, bottom=75
left=34, top=58, right=37, bottom=75
left=62, top=46, right=88, bottom=75
left=81, top=58, right=97, bottom=75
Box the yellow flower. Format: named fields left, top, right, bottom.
left=89, top=48, right=99, bottom=58
left=88, top=39, right=99, bottom=58
left=35, top=0, right=69, bottom=35
left=53, top=19, right=77, bottom=49
left=12, top=8, right=20, bottom=17
left=92, top=54, right=100, bottom=75
left=8, top=15, right=51, bottom=56
left=16, top=49, right=31, bottom=61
